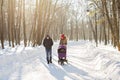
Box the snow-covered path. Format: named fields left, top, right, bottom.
left=0, top=41, right=120, bottom=80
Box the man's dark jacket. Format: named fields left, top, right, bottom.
left=43, top=37, right=53, bottom=49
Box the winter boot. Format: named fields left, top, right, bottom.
left=50, top=57, right=52, bottom=63
left=47, top=60, right=49, bottom=64
left=47, top=57, right=49, bottom=64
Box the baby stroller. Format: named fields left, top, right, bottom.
left=58, top=45, right=68, bottom=65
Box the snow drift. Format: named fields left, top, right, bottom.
left=0, top=41, right=120, bottom=80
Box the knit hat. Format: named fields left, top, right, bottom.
left=61, top=34, right=65, bottom=39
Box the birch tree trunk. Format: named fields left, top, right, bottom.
left=0, top=0, right=4, bottom=49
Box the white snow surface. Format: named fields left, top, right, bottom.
left=0, top=40, right=120, bottom=80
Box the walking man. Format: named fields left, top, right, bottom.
left=43, top=35, right=53, bottom=64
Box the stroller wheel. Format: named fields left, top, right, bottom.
left=58, top=60, right=61, bottom=64
left=58, top=59, right=63, bottom=65
left=61, top=61, right=64, bottom=65
left=58, top=59, right=65, bottom=65
left=65, top=59, right=68, bottom=64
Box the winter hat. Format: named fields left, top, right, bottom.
left=61, top=34, right=65, bottom=39
left=46, top=35, right=49, bottom=37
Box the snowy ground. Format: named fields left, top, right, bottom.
left=0, top=40, right=120, bottom=80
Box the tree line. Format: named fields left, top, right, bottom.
left=0, top=0, right=120, bottom=51
left=86, top=0, right=120, bottom=50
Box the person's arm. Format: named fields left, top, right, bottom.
left=59, top=39, right=62, bottom=45
left=65, top=38, right=67, bottom=45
